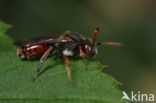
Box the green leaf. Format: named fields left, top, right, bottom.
left=0, top=21, right=11, bottom=34
left=0, top=21, right=14, bottom=51
left=0, top=21, right=129, bottom=103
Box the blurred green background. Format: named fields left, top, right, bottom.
left=0, top=0, right=156, bottom=94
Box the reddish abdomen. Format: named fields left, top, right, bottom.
left=24, top=44, right=49, bottom=59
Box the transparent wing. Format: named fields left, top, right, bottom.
left=14, top=35, right=62, bottom=47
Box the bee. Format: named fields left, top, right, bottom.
left=14, top=28, right=126, bottom=82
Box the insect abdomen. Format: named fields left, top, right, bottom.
left=17, top=44, right=49, bottom=59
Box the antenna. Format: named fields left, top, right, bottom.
left=93, top=28, right=99, bottom=44
left=96, top=42, right=127, bottom=49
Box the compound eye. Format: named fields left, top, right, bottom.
left=85, top=44, right=92, bottom=56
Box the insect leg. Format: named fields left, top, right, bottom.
left=32, top=46, right=53, bottom=82
left=78, top=45, right=87, bottom=71
left=96, top=42, right=127, bottom=49
left=63, top=55, right=71, bottom=82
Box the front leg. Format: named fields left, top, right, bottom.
left=78, top=45, right=87, bottom=70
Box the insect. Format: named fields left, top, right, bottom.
left=14, top=28, right=126, bottom=82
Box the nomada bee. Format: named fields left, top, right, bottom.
left=14, top=28, right=126, bottom=82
